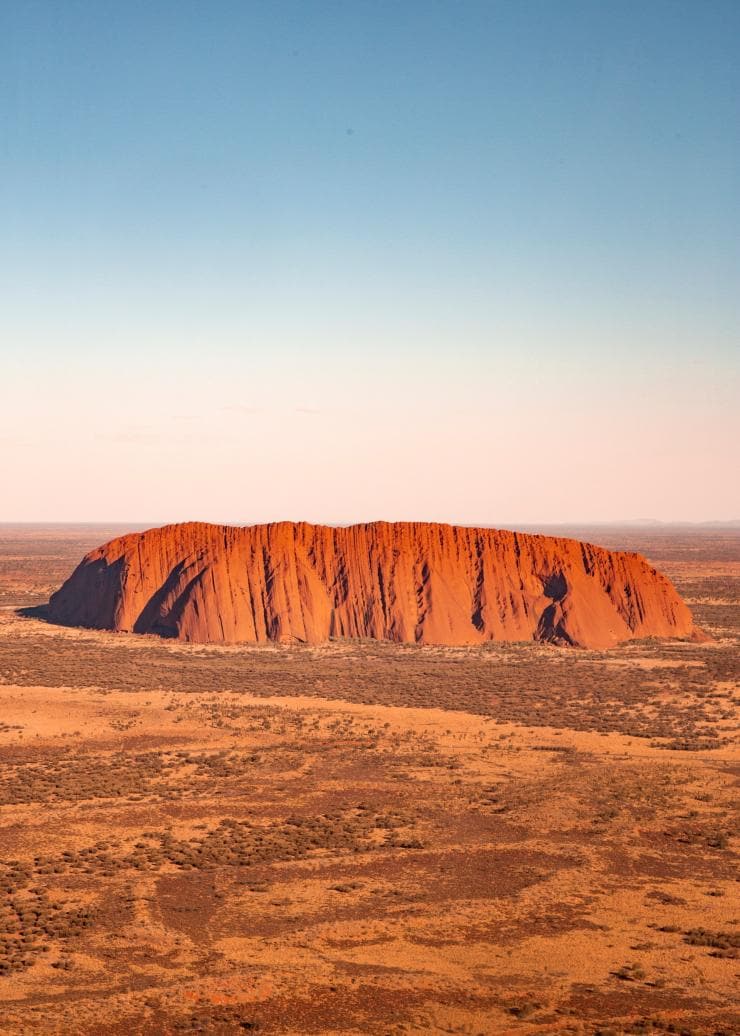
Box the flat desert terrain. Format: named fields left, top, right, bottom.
left=0, top=525, right=737, bottom=1035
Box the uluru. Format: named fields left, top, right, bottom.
left=47, top=521, right=697, bottom=649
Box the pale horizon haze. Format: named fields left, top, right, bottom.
left=2, top=1, right=738, bottom=525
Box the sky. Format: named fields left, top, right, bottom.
left=1, top=0, right=738, bottom=524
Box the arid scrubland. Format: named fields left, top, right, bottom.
left=0, top=526, right=737, bottom=1035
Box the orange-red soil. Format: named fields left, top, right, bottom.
left=0, top=525, right=736, bottom=1035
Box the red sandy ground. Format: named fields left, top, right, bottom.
left=0, top=525, right=736, bottom=1034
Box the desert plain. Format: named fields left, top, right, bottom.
left=0, top=524, right=737, bottom=1035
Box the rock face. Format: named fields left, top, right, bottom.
left=47, top=521, right=697, bottom=649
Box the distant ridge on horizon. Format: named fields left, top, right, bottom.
left=47, top=520, right=699, bottom=650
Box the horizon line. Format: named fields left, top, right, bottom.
left=1, top=518, right=739, bottom=529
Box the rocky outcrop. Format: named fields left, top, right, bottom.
left=47, top=521, right=697, bottom=649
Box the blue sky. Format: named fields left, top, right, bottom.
left=1, top=1, right=738, bottom=522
